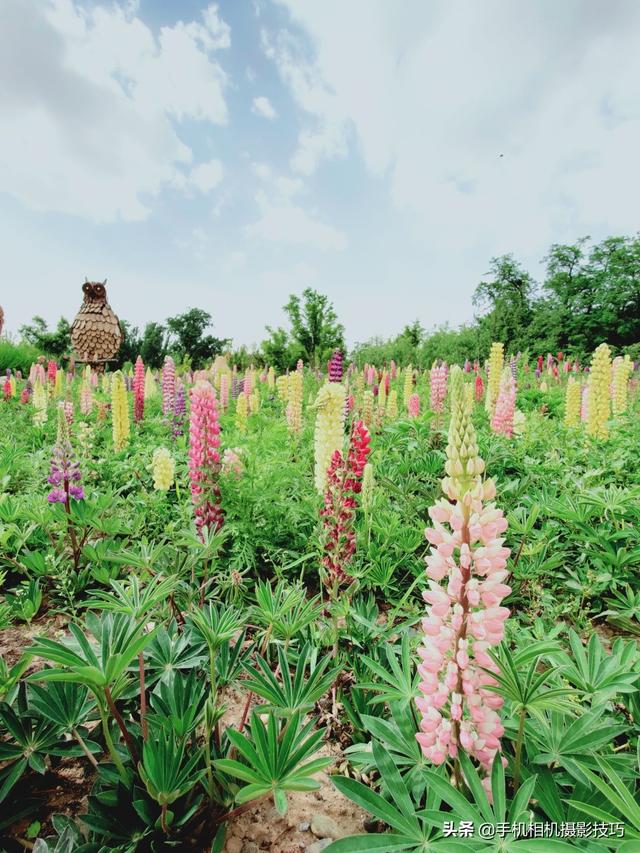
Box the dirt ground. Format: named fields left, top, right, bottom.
left=1, top=617, right=367, bottom=852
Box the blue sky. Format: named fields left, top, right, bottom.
left=1, top=0, right=640, bottom=348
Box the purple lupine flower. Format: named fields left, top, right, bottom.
left=47, top=437, right=84, bottom=504
left=328, top=349, right=344, bottom=382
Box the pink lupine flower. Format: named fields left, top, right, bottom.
left=188, top=381, right=223, bottom=536
left=475, top=374, right=484, bottom=402
left=408, top=393, right=420, bottom=418
left=220, top=373, right=229, bottom=409
left=491, top=371, right=516, bottom=438
left=47, top=360, right=57, bottom=386
left=430, top=362, right=448, bottom=413
left=416, top=366, right=511, bottom=787
left=133, top=356, right=145, bottom=423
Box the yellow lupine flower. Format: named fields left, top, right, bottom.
left=443, top=366, right=485, bottom=502
left=313, top=382, right=345, bottom=492
left=276, top=374, right=289, bottom=402
left=362, top=388, right=374, bottom=429
left=144, top=368, right=158, bottom=399
left=564, top=378, right=581, bottom=427
left=485, top=343, right=504, bottom=413
left=362, top=462, right=375, bottom=516
left=387, top=389, right=398, bottom=421
left=586, top=343, right=611, bottom=440
left=152, top=447, right=175, bottom=491
left=286, top=369, right=303, bottom=434
left=250, top=389, right=260, bottom=413
left=33, top=380, right=48, bottom=426
left=54, top=369, right=64, bottom=399
left=612, top=355, right=632, bottom=415
left=111, top=371, right=130, bottom=450
left=267, top=366, right=276, bottom=389
left=236, top=391, right=248, bottom=433
left=403, top=365, right=413, bottom=408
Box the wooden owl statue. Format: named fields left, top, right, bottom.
left=71, top=280, right=123, bottom=369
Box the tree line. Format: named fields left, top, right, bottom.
left=15, top=233, right=640, bottom=371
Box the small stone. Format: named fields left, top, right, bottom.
left=306, top=840, right=332, bottom=853
left=310, top=813, right=342, bottom=840
left=226, top=839, right=243, bottom=853
left=298, top=821, right=311, bottom=832
left=241, top=843, right=259, bottom=853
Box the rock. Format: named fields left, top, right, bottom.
left=310, top=813, right=342, bottom=840
left=306, top=840, right=333, bottom=853
left=298, top=821, right=311, bottom=832
left=241, top=843, right=259, bottom=853
left=226, top=839, right=243, bottom=853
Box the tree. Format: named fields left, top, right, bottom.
left=283, top=289, right=345, bottom=368
left=116, top=321, right=141, bottom=367
left=166, top=308, right=229, bottom=368
left=261, top=326, right=302, bottom=373
left=473, top=256, right=536, bottom=353
left=19, top=316, right=72, bottom=358
left=139, top=322, right=167, bottom=368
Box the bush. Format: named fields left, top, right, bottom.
left=0, top=339, right=44, bottom=373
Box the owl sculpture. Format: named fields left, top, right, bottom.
left=71, top=280, right=123, bottom=369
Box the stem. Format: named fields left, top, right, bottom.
left=450, top=504, right=471, bottom=785
left=72, top=726, right=99, bottom=769
left=104, top=685, right=140, bottom=767
left=513, top=708, right=527, bottom=793
left=99, top=707, right=127, bottom=781
left=219, top=793, right=271, bottom=823
left=161, top=803, right=168, bottom=833
left=139, top=651, right=148, bottom=741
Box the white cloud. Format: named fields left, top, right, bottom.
left=184, top=159, right=224, bottom=193
left=0, top=0, right=230, bottom=222
left=268, top=0, right=640, bottom=252
left=247, top=189, right=347, bottom=251
left=252, top=95, right=277, bottom=119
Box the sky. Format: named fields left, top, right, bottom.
left=1, top=0, right=640, bottom=350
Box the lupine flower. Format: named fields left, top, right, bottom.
left=564, top=378, right=581, bottom=427
left=222, top=447, right=243, bottom=477
left=390, top=360, right=397, bottom=379
left=276, top=374, right=289, bottom=402
left=491, top=369, right=516, bottom=438
left=328, top=350, right=344, bottom=382
left=188, top=381, right=223, bottom=535
left=162, top=356, right=176, bottom=416
left=144, top=368, right=158, bottom=399
left=485, top=343, right=504, bottom=414
left=133, top=356, right=145, bottom=423
left=297, top=359, right=304, bottom=373
left=408, top=393, right=420, bottom=418
left=3, top=375, right=11, bottom=401
left=586, top=343, right=611, bottom=439
left=320, top=420, right=371, bottom=585
left=47, top=360, right=57, bottom=386
left=54, top=370, right=64, bottom=399
left=30, top=363, right=46, bottom=386
left=244, top=369, right=253, bottom=399
left=250, top=389, right=260, bottom=413
left=33, top=380, right=48, bottom=426
left=474, top=374, right=484, bottom=402
left=152, top=447, right=175, bottom=491
left=80, top=382, right=93, bottom=415
left=366, top=366, right=376, bottom=385
left=267, top=366, right=276, bottom=388
left=361, top=461, right=375, bottom=516
left=21, top=384, right=32, bottom=404
left=61, top=399, right=74, bottom=427
left=313, top=382, right=346, bottom=493
left=416, top=366, right=510, bottom=786
left=387, top=389, right=398, bottom=421
left=430, top=362, right=448, bottom=414
left=220, top=373, right=229, bottom=409
left=111, top=371, right=130, bottom=450
left=612, top=355, right=632, bottom=415
left=286, top=370, right=303, bottom=434
left=47, top=409, right=84, bottom=504
left=236, top=392, right=248, bottom=433
left=403, top=365, right=414, bottom=407
left=173, top=385, right=186, bottom=438
left=362, top=388, right=374, bottom=429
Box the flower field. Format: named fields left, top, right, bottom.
left=0, top=347, right=639, bottom=852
